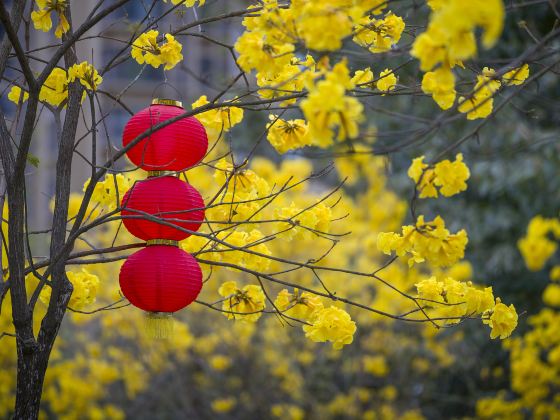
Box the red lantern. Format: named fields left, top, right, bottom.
left=122, top=99, right=208, bottom=171
left=119, top=245, right=202, bottom=313
left=121, top=175, right=205, bottom=241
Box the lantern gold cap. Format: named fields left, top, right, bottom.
left=151, top=98, right=183, bottom=108
left=147, top=170, right=175, bottom=178
left=146, top=239, right=179, bottom=247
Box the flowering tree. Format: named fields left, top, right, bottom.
left=0, top=0, right=557, bottom=417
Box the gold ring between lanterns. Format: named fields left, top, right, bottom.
left=151, top=98, right=183, bottom=108
left=146, top=239, right=179, bottom=247
left=147, top=170, right=176, bottom=178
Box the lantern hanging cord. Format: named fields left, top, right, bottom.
left=146, top=239, right=179, bottom=247
left=151, top=81, right=183, bottom=107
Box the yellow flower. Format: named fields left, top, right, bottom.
left=163, top=0, right=205, bottom=6
left=68, top=61, right=103, bottom=91
left=131, top=30, right=183, bottom=70
left=274, top=202, right=332, bottom=241
left=351, top=68, right=375, bottom=88
left=407, top=154, right=470, bottom=198
left=433, top=153, right=470, bottom=196
left=300, top=61, right=364, bottom=146
left=411, top=0, right=504, bottom=71
left=7, top=86, right=29, bottom=104
left=31, top=9, right=52, bottom=32
left=218, top=281, right=266, bottom=322
left=271, top=404, right=305, bottom=420
left=518, top=234, right=557, bottom=272
left=550, top=265, right=560, bottom=281
left=274, top=289, right=324, bottom=320
left=363, top=355, right=389, bottom=377
left=234, top=30, right=295, bottom=76
left=295, top=2, right=354, bottom=51
left=31, top=0, right=69, bottom=38
left=191, top=95, right=244, bottom=141
left=421, top=65, right=456, bottom=110
left=266, top=116, right=311, bottom=154
left=376, top=69, right=397, bottom=93
left=208, top=355, right=231, bottom=371
left=256, top=55, right=314, bottom=105
left=464, top=284, right=495, bottom=315
left=39, top=67, right=68, bottom=106
left=542, top=284, right=560, bottom=307
left=211, top=397, right=236, bottom=413
left=458, top=68, right=501, bottom=120
left=415, top=277, right=444, bottom=304
left=85, top=173, right=133, bottom=211
left=502, top=64, right=530, bottom=86
left=378, top=215, right=468, bottom=267
left=353, top=12, right=405, bottom=53
left=484, top=299, right=518, bottom=339
left=303, top=306, right=356, bottom=350
left=39, top=268, right=100, bottom=310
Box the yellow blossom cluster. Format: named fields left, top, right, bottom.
left=68, top=61, right=103, bottom=91
left=458, top=67, right=501, bottom=120
left=39, top=67, right=69, bottom=106
left=410, top=2, right=533, bottom=117
left=31, top=0, right=69, bottom=38
left=407, top=153, right=470, bottom=198
left=9, top=62, right=103, bottom=107
left=207, top=158, right=270, bottom=224
left=376, top=69, right=398, bottom=94
left=84, top=173, right=134, bottom=212
left=363, top=355, right=389, bottom=377
left=233, top=0, right=406, bottom=150
left=131, top=30, right=183, bottom=70
left=518, top=215, right=560, bottom=271
left=194, top=229, right=272, bottom=272
left=353, top=12, right=405, bottom=53
left=256, top=55, right=316, bottom=106
left=377, top=215, right=468, bottom=267
left=421, top=65, right=456, bottom=110
left=238, top=0, right=392, bottom=55
left=300, top=61, right=364, bottom=147
left=476, top=217, right=560, bottom=418
left=274, top=288, right=324, bottom=321
left=477, top=307, right=560, bottom=417
left=163, top=0, right=205, bottom=7
left=503, top=64, right=530, bottom=86
left=351, top=67, right=375, bottom=87
left=191, top=95, right=244, bottom=142
left=266, top=115, right=311, bottom=154
left=211, top=397, right=236, bottom=413
left=39, top=268, right=100, bottom=310
left=303, top=306, right=357, bottom=349
left=411, top=0, right=504, bottom=72
left=218, top=281, right=266, bottom=322
left=274, top=202, right=332, bottom=241
left=416, top=275, right=517, bottom=338
left=351, top=67, right=398, bottom=93
left=459, top=65, right=530, bottom=119
left=483, top=298, right=519, bottom=339
left=7, top=86, right=28, bottom=104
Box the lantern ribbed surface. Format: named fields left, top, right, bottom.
left=122, top=103, right=208, bottom=171
left=119, top=245, right=202, bottom=313
left=121, top=176, right=205, bottom=241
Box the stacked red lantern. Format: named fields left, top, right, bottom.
left=119, top=99, right=208, bottom=336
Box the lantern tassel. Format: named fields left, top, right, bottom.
left=145, top=312, right=174, bottom=339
